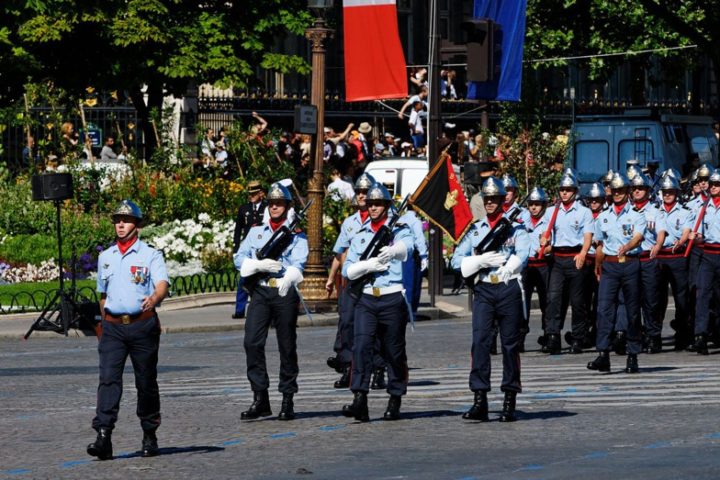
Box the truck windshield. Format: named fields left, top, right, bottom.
left=685, top=124, right=718, bottom=164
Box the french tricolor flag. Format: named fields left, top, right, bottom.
left=343, top=0, right=408, bottom=102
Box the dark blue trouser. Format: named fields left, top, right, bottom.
left=470, top=280, right=523, bottom=393
left=351, top=292, right=408, bottom=396
left=93, top=316, right=161, bottom=432
left=688, top=246, right=703, bottom=328
left=244, top=287, right=299, bottom=394
left=402, top=254, right=423, bottom=318
left=596, top=260, right=642, bottom=354
left=546, top=256, right=588, bottom=340
left=335, top=289, right=385, bottom=369
left=235, top=278, right=248, bottom=315
left=640, top=258, right=661, bottom=337
left=657, top=255, right=690, bottom=333
left=582, top=260, right=598, bottom=334
left=695, top=252, right=720, bottom=335
left=522, top=263, right=549, bottom=332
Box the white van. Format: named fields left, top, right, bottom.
left=363, top=159, right=461, bottom=198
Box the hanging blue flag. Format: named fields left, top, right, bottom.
left=467, top=0, right=527, bottom=102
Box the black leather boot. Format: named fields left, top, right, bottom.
left=370, top=367, right=386, bottom=390
left=625, top=354, right=639, bottom=374
left=543, top=334, right=561, bottom=354
left=587, top=351, right=611, bottom=372
left=87, top=427, right=113, bottom=460
left=241, top=390, right=272, bottom=420
left=569, top=339, right=584, bottom=354
left=691, top=334, right=709, bottom=355
left=383, top=395, right=402, bottom=421
left=498, top=391, right=517, bottom=422
left=278, top=393, right=295, bottom=421
left=462, top=391, right=489, bottom=421
left=646, top=336, right=662, bottom=354
left=141, top=430, right=159, bottom=457
left=327, top=356, right=343, bottom=373
left=342, top=392, right=369, bottom=422
left=613, top=331, right=627, bottom=355
left=334, top=367, right=350, bottom=389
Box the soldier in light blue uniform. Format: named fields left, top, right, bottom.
left=501, top=173, right=526, bottom=218
left=324, top=173, right=387, bottom=390
left=582, top=183, right=608, bottom=349
left=341, top=183, right=414, bottom=422
left=400, top=204, right=428, bottom=321
left=234, top=182, right=308, bottom=421
left=689, top=169, right=720, bottom=354
left=629, top=173, right=665, bottom=353
left=88, top=200, right=169, bottom=461
left=655, top=174, right=693, bottom=350
left=452, top=176, right=530, bottom=423
left=588, top=173, right=646, bottom=374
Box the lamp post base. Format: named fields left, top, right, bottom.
left=298, top=271, right=338, bottom=313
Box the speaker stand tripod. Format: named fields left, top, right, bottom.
left=24, top=200, right=86, bottom=339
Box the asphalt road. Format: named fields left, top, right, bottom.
left=1, top=307, right=720, bottom=479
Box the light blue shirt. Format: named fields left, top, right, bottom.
left=686, top=195, right=706, bottom=215
left=634, top=202, right=662, bottom=252
left=504, top=202, right=526, bottom=220
left=97, top=239, right=169, bottom=316
left=657, top=202, right=692, bottom=247
left=333, top=211, right=369, bottom=254
left=234, top=221, right=309, bottom=276
left=700, top=200, right=720, bottom=244
left=545, top=201, right=593, bottom=247
left=342, top=218, right=414, bottom=287
left=593, top=202, right=647, bottom=256
left=399, top=211, right=428, bottom=260
left=519, top=209, right=550, bottom=259
left=451, top=217, right=531, bottom=279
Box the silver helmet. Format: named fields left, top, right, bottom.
left=662, top=167, right=680, bottom=179
left=586, top=182, right=605, bottom=199
left=354, top=173, right=376, bottom=191
left=630, top=173, right=651, bottom=188
left=601, top=169, right=615, bottom=184
left=267, top=182, right=292, bottom=202
left=366, top=183, right=392, bottom=202
left=659, top=174, right=680, bottom=191
left=626, top=164, right=641, bottom=180
left=528, top=186, right=548, bottom=203
left=559, top=174, right=579, bottom=189
left=610, top=173, right=630, bottom=190
left=563, top=167, right=579, bottom=179
left=501, top=173, right=519, bottom=190
left=481, top=176, right=506, bottom=197
left=112, top=200, right=143, bottom=222
left=697, top=163, right=713, bottom=179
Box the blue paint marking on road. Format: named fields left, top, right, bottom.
left=222, top=439, right=244, bottom=446
left=456, top=476, right=477, bottom=480
left=3, top=469, right=32, bottom=475
left=704, top=432, right=720, bottom=439
left=584, top=452, right=608, bottom=459
left=447, top=364, right=460, bottom=369
left=518, top=464, right=544, bottom=471
left=270, top=432, right=297, bottom=439
left=61, top=460, right=90, bottom=468
left=643, top=441, right=671, bottom=449
left=318, top=425, right=345, bottom=431
left=565, top=387, right=577, bottom=393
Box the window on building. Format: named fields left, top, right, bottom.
left=618, top=138, right=654, bottom=171
left=685, top=124, right=718, bottom=164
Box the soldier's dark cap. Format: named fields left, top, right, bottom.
left=247, top=181, right=263, bottom=193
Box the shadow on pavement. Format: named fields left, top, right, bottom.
left=115, top=445, right=224, bottom=460
left=516, top=410, right=577, bottom=421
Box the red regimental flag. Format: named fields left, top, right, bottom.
left=343, top=0, right=408, bottom=101
left=410, top=153, right=474, bottom=243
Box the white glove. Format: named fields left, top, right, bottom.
left=240, top=258, right=282, bottom=277
left=495, top=255, right=523, bottom=283
left=377, top=242, right=408, bottom=264
left=346, top=258, right=390, bottom=280
left=420, top=258, right=428, bottom=271
left=277, top=266, right=304, bottom=297
left=460, top=252, right=506, bottom=278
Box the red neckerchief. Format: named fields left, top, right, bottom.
left=269, top=218, right=284, bottom=232
left=502, top=203, right=511, bottom=213
left=663, top=202, right=675, bottom=213
left=562, top=200, right=573, bottom=211
left=530, top=216, right=541, bottom=228
left=592, top=211, right=600, bottom=219
left=359, top=210, right=369, bottom=224
left=613, top=202, right=627, bottom=215
left=634, top=199, right=649, bottom=211
left=370, top=215, right=387, bottom=233
left=486, top=211, right=503, bottom=230
left=116, top=235, right=138, bottom=255
left=713, top=196, right=720, bottom=208
left=701, top=193, right=708, bottom=202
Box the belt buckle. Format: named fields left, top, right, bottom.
left=268, top=278, right=278, bottom=288
left=618, top=255, right=626, bottom=264
left=489, top=274, right=499, bottom=284
left=121, top=314, right=131, bottom=325
left=372, top=287, right=381, bottom=297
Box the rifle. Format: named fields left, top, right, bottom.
left=465, top=194, right=529, bottom=288
left=242, top=199, right=313, bottom=293
left=78, top=101, right=95, bottom=163
left=347, top=195, right=410, bottom=298
left=537, top=198, right=560, bottom=260
left=684, top=191, right=710, bottom=257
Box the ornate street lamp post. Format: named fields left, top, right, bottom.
left=300, top=0, right=335, bottom=311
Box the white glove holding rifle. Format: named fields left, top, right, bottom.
left=460, top=252, right=506, bottom=278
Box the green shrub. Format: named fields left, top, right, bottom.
left=0, top=234, right=58, bottom=265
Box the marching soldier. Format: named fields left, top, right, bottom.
left=588, top=173, right=646, bottom=374
left=542, top=174, right=593, bottom=354
left=234, top=182, right=308, bottom=421
left=689, top=169, right=720, bottom=354
left=501, top=174, right=526, bottom=217
left=452, top=177, right=530, bottom=422
left=629, top=173, right=664, bottom=353
left=341, top=183, right=413, bottom=422
left=582, top=183, right=608, bottom=348
left=655, top=174, right=693, bottom=350
left=520, top=187, right=551, bottom=351
left=325, top=173, right=387, bottom=390
left=88, top=200, right=169, bottom=460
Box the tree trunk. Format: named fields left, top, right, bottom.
left=129, top=83, right=164, bottom=161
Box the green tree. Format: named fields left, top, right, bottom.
left=1, top=0, right=312, bottom=157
